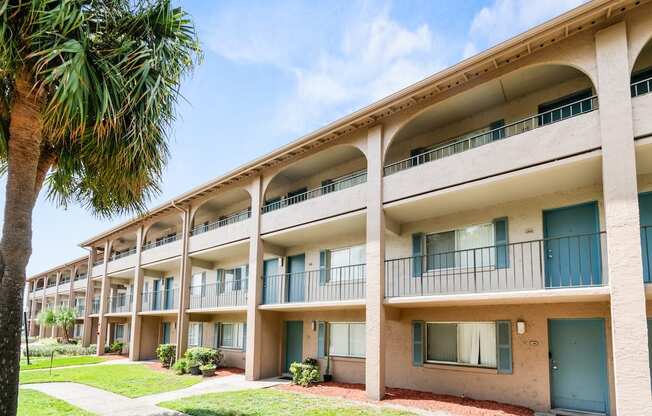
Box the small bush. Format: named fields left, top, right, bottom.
left=106, top=341, right=124, bottom=353
left=184, top=347, right=223, bottom=367
left=199, top=363, right=216, bottom=371
left=172, top=358, right=188, bottom=375
left=289, top=360, right=320, bottom=387
left=156, top=344, right=176, bottom=368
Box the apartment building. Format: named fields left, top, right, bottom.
left=24, top=0, right=652, bottom=414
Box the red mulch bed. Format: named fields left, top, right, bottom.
left=277, top=382, right=534, bottom=416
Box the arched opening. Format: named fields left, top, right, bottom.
left=632, top=39, right=652, bottom=97
left=384, top=64, right=597, bottom=175
left=263, top=145, right=367, bottom=213
left=191, top=188, right=251, bottom=236
left=109, top=231, right=138, bottom=261
left=143, top=215, right=183, bottom=250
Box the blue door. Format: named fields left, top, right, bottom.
left=639, top=193, right=652, bottom=282
left=648, top=319, right=652, bottom=386
left=161, top=322, right=170, bottom=344
left=152, top=280, right=161, bottom=310
left=263, top=259, right=279, bottom=304
left=287, top=254, right=305, bottom=302
left=549, top=319, right=609, bottom=414
left=164, top=277, right=174, bottom=309
left=543, top=202, right=601, bottom=287
left=284, top=321, right=303, bottom=373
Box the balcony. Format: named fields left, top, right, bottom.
left=141, top=233, right=181, bottom=265
left=262, top=264, right=366, bottom=306
left=107, top=247, right=137, bottom=274
left=191, top=209, right=251, bottom=236
left=632, top=76, right=652, bottom=98
left=108, top=294, right=133, bottom=314
left=189, top=209, right=252, bottom=253
left=385, top=232, right=607, bottom=299
left=74, top=304, right=85, bottom=316
left=73, top=274, right=87, bottom=290
left=91, top=297, right=100, bottom=315
left=141, top=289, right=178, bottom=312
left=188, top=279, right=248, bottom=310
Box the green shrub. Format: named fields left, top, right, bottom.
left=23, top=342, right=96, bottom=357
left=289, top=360, right=320, bottom=387
left=172, top=358, right=188, bottom=375
left=183, top=347, right=223, bottom=367
left=199, top=363, right=216, bottom=371
left=156, top=344, right=176, bottom=367
left=107, top=341, right=124, bottom=353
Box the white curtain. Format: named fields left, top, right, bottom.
left=457, top=323, right=496, bottom=367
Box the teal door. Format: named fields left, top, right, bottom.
left=152, top=280, right=161, bottom=310
left=284, top=321, right=303, bottom=373
left=164, top=277, right=174, bottom=309
left=263, top=259, right=279, bottom=304
left=648, top=319, right=652, bottom=386
left=287, top=254, right=305, bottom=302
left=549, top=319, right=609, bottom=414
left=543, top=202, right=601, bottom=287
left=639, top=193, right=652, bottom=282
left=161, top=322, right=170, bottom=344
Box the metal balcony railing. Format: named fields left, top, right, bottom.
left=91, top=297, right=100, bottom=314
left=108, top=294, right=133, bottom=314
left=262, top=264, right=366, bottom=305
left=190, top=209, right=251, bottom=236
left=111, top=248, right=136, bottom=261
left=142, top=234, right=179, bottom=251
left=632, top=76, right=652, bottom=97
left=188, top=279, right=248, bottom=309
left=385, top=232, right=607, bottom=298
left=74, top=273, right=87, bottom=281
left=383, top=96, right=599, bottom=176
left=142, top=288, right=178, bottom=311
left=261, top=171, right=367, bottom=214
left=75, top=304, right=85, bottom=316
left=93, top=259, right=104, bottom=267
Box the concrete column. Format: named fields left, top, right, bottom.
left=245, top=176, right=265, bottom=381
left=175, top=209, right=192, bottom=360
left=96, top=241, right=112, bottom=355
left=68, top=266, right=76, bottom=308
left=51, top=272, right=61, bottom=337
left=28, top=294, right=38, bottom=336
left=596, top=22, right=652, bottom=415
left=129, top=226, right=145, bottom=360
left=82, top=250, right=95, bottom=347
left=365, top=124, right=386, bottom=400
left=39, top=276, right=47, bottom=337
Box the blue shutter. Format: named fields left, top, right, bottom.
left=496, top=320, right=512, bottom=374
left=201, top=272, right=206, bottom=296
left=493, top=218, right=509, bottom=269
left=412, top=233, right=424, bottom=277
left=319, top=250, right=330, bottom=284
left=412, top=320, right=425, bottom=367
left=242, top=322, right=247, bottom=351
left=317, top=321, right=327, bottom=358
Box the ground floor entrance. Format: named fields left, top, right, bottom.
left=284, top=321, right=303, bottom=374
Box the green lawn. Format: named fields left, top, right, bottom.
left=18, top=389, right=95, bottom=416
left=160, top=389, right=416, bottom=416
left=19, top=364, right=200, bottom=398
left=20, top=355, right=106, bottom=370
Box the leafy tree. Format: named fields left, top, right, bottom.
left=54, top=307, right=77, bottom=341
left=36, top=308, right=56, bottom=329
left=0, top=1, right=201, bottom=413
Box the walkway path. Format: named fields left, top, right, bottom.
left=21, top=374, right=284, bottom=416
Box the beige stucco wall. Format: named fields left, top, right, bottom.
left=138, top=315, right=178, bottom=360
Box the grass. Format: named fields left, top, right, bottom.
left=160, top=389, right=416, bottom=416
left=19, top=363, right=201, bottom=398
left=20, top=355, right=106, bottom=370
left=18, top=389, right=95, bottom=416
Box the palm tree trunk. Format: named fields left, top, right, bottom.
left=0, top=72, right=45, bottom=416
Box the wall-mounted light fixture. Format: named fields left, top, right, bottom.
left=311, top=321, right=317, bottom=331
left=516, top=320, right=526, bottom=335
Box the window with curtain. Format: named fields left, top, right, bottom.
left=426, top=322, right=497, bottom=367
left=188, top=322, right=202, bottom=347
left=114, top=324, right=125, bottom=340
left=190, top=273, right=204, bottom=296
left=219, top=322, right=245, bottom=349
left=329, top=245, right=365, bottom=281
left=426, top=223, right=495, bottom=270
left=328, top=322, right=365, bottom=358
left=223, top=265, right=247, bottom=291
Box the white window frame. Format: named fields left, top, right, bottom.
left=425, top=321, right=497, bottom=368
left=328, top=245, right=365, bottom=281
left=425, top=223, right=495, bottom=271
left=188, top=322, right=203, bottom=347
left=219, top=322, right=245, bottom=350
left=114, top=323, right=125, bottom=341
left=328, top=322, right=365, bottom=358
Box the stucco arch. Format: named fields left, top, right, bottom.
left=142, top=213, right=183, bottom=246
left=189, top=187, right=252, bottom=230
left=383, top=62, right=597, bottom=165
left=631, top=35, right=652, bottom=75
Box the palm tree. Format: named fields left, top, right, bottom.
left=0, top=1, right=201, bottom=413
left=36, top=308, right=56, bottom=333
left=54, top=307, right=77, bottom=342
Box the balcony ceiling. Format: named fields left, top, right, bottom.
left=196, top=188, right=250, bottom=213
left=634, top=41, right=652, bottom=73
left=189, top=239, right=249, bottom=264
left=270, top=146, right=364, bottom=185
left=394, top=65, right=588, bottom=144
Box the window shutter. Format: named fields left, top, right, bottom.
left=216, top=269, right=225, bottom=294
left=490, top=119, right=505, bottom=141
left=412, top=233, right=424, bottom=277
left=496, top=320, right=513, bottom=374
left=214, top=322, right=222, bottom=348
left=412, top=320, right=425, bottom=367
left=319, top=250, right=331, bottom=284
left=493, top=218, right=509, bottom=269
left=201, top=272, right=206, bottom=296
left=198, top=323, right=204, bottom=347
left=242, top=322, right=247, bottom=351
left=317, top=321, right=327, bottom=358
left=244, top=265, right=249, bottom=290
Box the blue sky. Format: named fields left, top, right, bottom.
left=14, top=0, right=585, bottom=275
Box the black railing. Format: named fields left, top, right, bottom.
left=262, top=171, right=367, bottom=213
left=111, top=248, right=136, bottom=261
left=262, top=264, right=366, bottom=304
left=632, top=76, right=652, bottom=97
left=385, top=232, right=606, bottom=298
left=188, top=279, right=248, bottom=309
left=91, top=297, right=100, bottom=314
left=108, top=294, right=133, bottom=314
left=142, top=234, right=179, bottom=251
left=74, top=273, right=87, bottom=281
left=190, top=209, right=251, bottom=236
left=384, top=96, right=598, bottom=176
left=142, top=288, right=178, bottom=311
left=75, top=304, right=85, bottom=316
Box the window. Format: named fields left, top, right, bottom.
left=188, top=322, right=203, bottom=347
left=426, top=223, right=494, bottom=270
left=426, top=322, right=497, bottom=367
left=217, top=322, right=245, bottom=349
left=328, top=322, right=365, bottom=358
left=73, top=324, right=83, bottom=338
left=328, top=245, right=365, bottom=280
left=114, top=324, right=125, bottom=341
left=190, top=272, right=204, bottom=296
left=220, top=265, right=247, bottom=292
